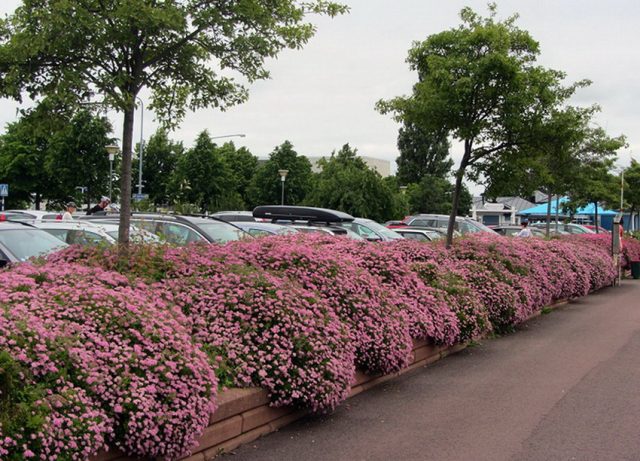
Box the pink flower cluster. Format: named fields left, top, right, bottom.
left=1, top=232, right=618, bottom=460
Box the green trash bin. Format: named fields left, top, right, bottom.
left=631, top=261, right=640, bottom=280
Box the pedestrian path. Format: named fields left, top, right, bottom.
left=226, top=281, right=640, bottom=461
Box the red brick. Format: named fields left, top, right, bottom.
left=351, top=370, right=377, bottom=386
left=195, top=415, right=242, bottom=451
left=440, top=343, right=467, bottom=359
left=178, top=453, right=205, bottom=461
left=203, top=423, right=273, bottom=459
left=412, top=338, right=429, bottom=349
left=348, top=384, right=364, bottom=398
left=413, top=344, right=440, bottom=363
left=242, top=404, right=292, bottom=432
left=210, top=388, right=269, bottom=424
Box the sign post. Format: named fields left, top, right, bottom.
left=0, top=184, right=8, bottom=212
left=612, top=213, right=623, bottom=286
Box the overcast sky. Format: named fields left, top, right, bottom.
left=1, top=0, right=638, bottom=193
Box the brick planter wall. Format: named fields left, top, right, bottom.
left=91, top=298, right=570, bottom=461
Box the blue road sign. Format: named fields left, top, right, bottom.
left=133, top=193, right=149, bottom=202
left=0, top=184, right=8, bottom=197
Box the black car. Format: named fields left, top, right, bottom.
left=253, top=205, right=357, bottom=238
left=83, top=213, right=247, bottom=245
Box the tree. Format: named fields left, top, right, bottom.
left=219, top=142, right=259, bottom=208
left=377, top=4, right=576, bottom=246
left=171, top=131, right=231, bottom=213
left=0, top=1, right=348, bottom=246
left=567, top=127, right=626, bottom=232
left=305, top=144, right=397, bottom=222
left=0, top=101, right=112, bottom=210
left=625, top=160, right=640, bottom=231
left=406, top=175, right=472, bottom=216
left=249, top=141, right=312, bottom=207
left=396, top=123, right=453, bottom=184
left=132, top=130, right=182, bottom=207
left=47, top=110, right=114, bottom=211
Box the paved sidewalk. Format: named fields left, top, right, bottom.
left=226, top=280, right=640, bottom=461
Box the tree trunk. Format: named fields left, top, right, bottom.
left=118, top=103, right=135, bottom=249
left=555, top=195, right=560, bottom=234
left=545, top=190, right=552, bottom=238
left=594, top=200, right=599, bottom=233
left=35, top=192, right=41, bottom=210
left=446, top=141, right=470, bottom=248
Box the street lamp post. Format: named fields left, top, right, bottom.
left=136, top=98, right=144, bottom=196
left=278, top=169, right=289, bottom=205
left=105, top=144, right=119, bottom=201
left=211, top=133, right=246, bottom=140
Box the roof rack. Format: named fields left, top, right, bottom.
left=252, top=206, right=354, bottom=224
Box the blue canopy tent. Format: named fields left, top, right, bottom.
left=518, top=198, right=618, bottom=230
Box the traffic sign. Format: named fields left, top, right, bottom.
left=133, top=193, right=149, bottom=202
left=0, top=184, right=7, bottom=197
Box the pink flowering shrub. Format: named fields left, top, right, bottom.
left=0, top=230, right=618, bottom=460
left=228, top=235, right=415, bottom=375
left=389, top=240, right=491, bottom=341
left=160, top=270, right=354, bottom=412
left=318, top=238, right=460, bottom=345
left=0, top=263, right=215, bottom=460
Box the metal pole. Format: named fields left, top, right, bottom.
left=281, top=179, right=285, bottom=205
left=109, top=159, right=113, bottom=201
left=621, top=170, right=624, bottom=212
left=0, top=197, right=3, bottom=212
left=137, top=98, right=144, bottom=195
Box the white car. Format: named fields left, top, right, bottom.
left=30, top=220, right=117, bottom=246
left=5, top=209, right=62, bottom=221
left=0, top=221, right=68, bottom=265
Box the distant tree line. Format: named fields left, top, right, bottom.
left=0, top=104, right=470, bottom=223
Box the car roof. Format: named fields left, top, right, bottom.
left=253, top=205, right=354, bottom=223
left=0, top=220, right=39, bottom=230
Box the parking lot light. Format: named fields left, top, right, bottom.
left=278, top=169, right=289, bottom=205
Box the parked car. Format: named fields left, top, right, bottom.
left=384, top=220, right=408, bottom=229
left=289, top=224, right=364, bottom=240
left=88, top=221, right=162, bottom=244
left=231, top=221, right=299, bottom=237
left=530, top=222, right=595, bottom=235
left=4, top=209, right=61, bottom=221
left=394, top=226, right=455, bottom=241
left=0, top=221, right=68, bottom=265
left=583, top=225, right=610, bottom=233
left=492, top=225, right=546, bottom=238
left=211, top=211, right=258, bottom=222
left=84, top=213, right=247, bottom=245
left=404, top=214, right=497, bottom=235
left=338, top=218, right=404, bottom=241
left=30, top=220, right=116, bottom=246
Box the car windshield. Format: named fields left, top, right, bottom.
left=459, top=219, right=495, bottom=234
left=341, top=219, right=403, bottom=240
left=0, top=229, right=67, bottom=261
left=195, top=222, right=246, bottom=243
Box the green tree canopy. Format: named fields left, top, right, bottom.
left=0, top=102, right=113, bottom=210
left=305, top=144, right=398, bottom=222
left=377, top=4, right=578, bottom=245
left=47, top=110, right=114, bottom=210
left=624, top=159, right=640, bottom=228
left=396, top=123, right=453, bottom=184
left=406, top=175, right=472, bottom=216
left=219, top=142, right=259, bottom=209
left=133, top=130, right=183, bottom=207
left=249, top=141, right=312, bottom=207
left=171, top=130, right=231, bottom=213
left=0, top=0, right=348, bottom=244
